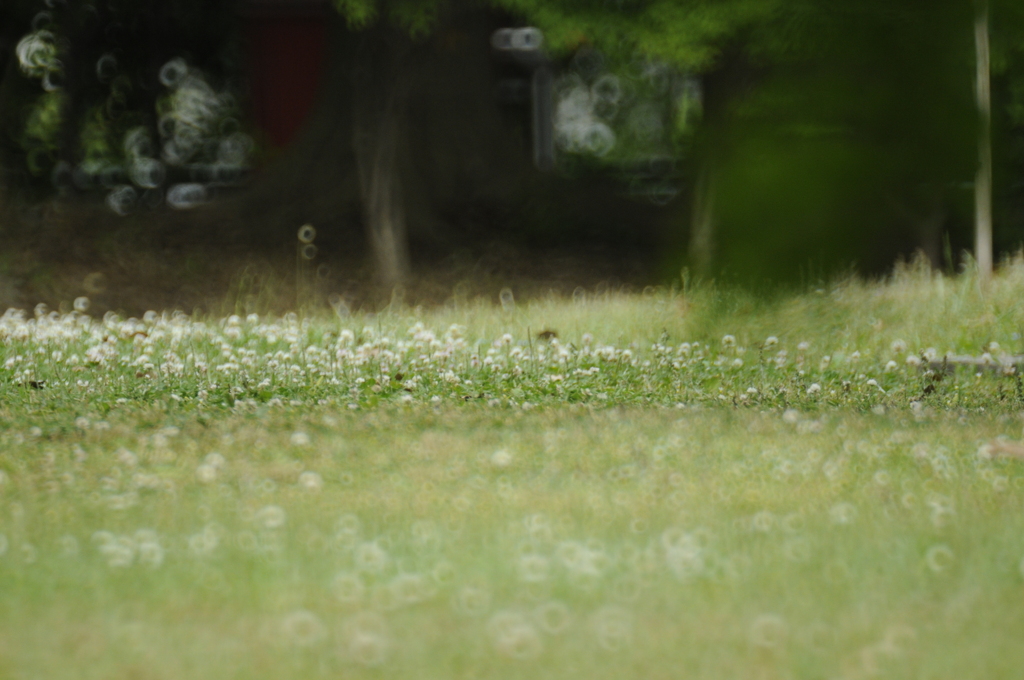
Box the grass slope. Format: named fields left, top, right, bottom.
left=2, top=260, right=1024, bottom=679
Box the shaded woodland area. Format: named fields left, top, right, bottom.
left=1, top=0, right=1024, bottom=312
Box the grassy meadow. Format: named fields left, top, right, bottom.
left=3, top=260, right=1024, bottom=679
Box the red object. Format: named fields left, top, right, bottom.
left=244, top=2, right=328, bottom=148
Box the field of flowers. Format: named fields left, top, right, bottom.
left=3, top=261, right=1024, bottom=679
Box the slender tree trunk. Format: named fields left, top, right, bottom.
left=351, top=26, right=411, bottom=287
left=689, top=163, right=716, bottom=277
left=0, top=57, right=20, bottom=187
left=974, top=1, right=993, bottom=282
left=915, top=194, right=946, bottom=269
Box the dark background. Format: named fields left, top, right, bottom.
left=1, top=0, right=1023, bottom=312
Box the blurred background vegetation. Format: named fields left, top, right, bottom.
left=1, top=0, right=1024, bottom=306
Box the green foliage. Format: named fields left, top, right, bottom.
left=334, top=0, right=452, bottom=37
left=19, top=91, right=63, bottom=175
left=489, top=0, right=770, bottom=68
left=333, top=0, right=380, bottom=29
left=79, top=106, right=117, bottom=164
left=389, top=0, right=452, bottom=38
left=330, top=0, right=777, bottom=71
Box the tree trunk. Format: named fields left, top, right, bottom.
left=914, top=194, right=946, bottom=269
left=891, top=188, right=946, bottom=268
left=974, top=1, right=993, bottom=282
left=351, top=25, right=411, bottom=287
left=688, top=163, right=716, bottom=278
left=0, top=56, right=21, bottom=187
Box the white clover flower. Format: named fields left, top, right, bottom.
left=590, top=606, right=633, bottom=652
left=489, top=611, right=543, bottom=659
left=195, top=464, right=217, bottom=484
left=906, top=355, right=922, bottom=367
left=17, top=542, right=35, bottom=564
left=976, top=442, right=995, bottom=460
left=290, top=431, right=310, bottom=446
left=282, top=610, right=325, bottom=647
left=491, top=449, right=513, bottom=468
left=57, top=535, right=78, bottom=557
left=662, top=530, right=705, bottom=581
left=533, top=601, right=571, bottom=635
left=752, top=511, right=775, bottom=532
left=806, top=383, right=821, bottom=395
left=890, top=339, right=908, bottom=354
left=355, top=541, right=390, bottom=573
left=256, top=505, right=287, bottom=529
left=749, top=614, right=787, bottom=649
left=582, top=333, right=593, bottom=345
left=107, top=492, right=139, bottom=511
left=782, top=409, right=800, bottom=424
left=204, top=452, right=226, bottom=468
left=517, top=553, right=550, bottom=583
left=298, top=471, right=323, bottom=492
left=925, top=544, right=954, bottom=573
left=829, top=502, right=856, bottom=525
left=332, top=572, right=365, bottom=603
left=98, top=535, right=136, bottom=568
left=764, top=336, right=778, bottom=348
left=884, top=360, right=898, bottom=372
left=343, top=613, right=390, bottom=666
left=782, top=537, right=811, bottom=562
left=188, top=525, right=221, bottom=556
left=797, top=341, right=810, bottom=352
left=389, top=572, right=433, bottom=606
left=722, top=334, right=736, bottom=348
left=137, top=536, right=165, bottom=569
left=454, top=584, right=492, bottom=616
left=115, top=448, right=138, bottom=468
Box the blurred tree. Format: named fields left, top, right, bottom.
left=0, top=0, right=36, bottom=189
left=492, top=0, right=1024, bottom=280
left=4, top=0, right=1024, bottom=284
left=707, top=0, right=978, bottom=280
left=997, top=4, right=1024, bottom=258
left=984, top=0, right=1024, bottom=274
left=331, top=0, right=1012, bottom=282
left=330, top=0, right=778, bottom=283
left=977, top=1, right=993, bottom=281
left=1, top=0, right=244, bottom=212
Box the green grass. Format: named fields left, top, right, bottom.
left=3, top=259, right=1024, bottom=679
